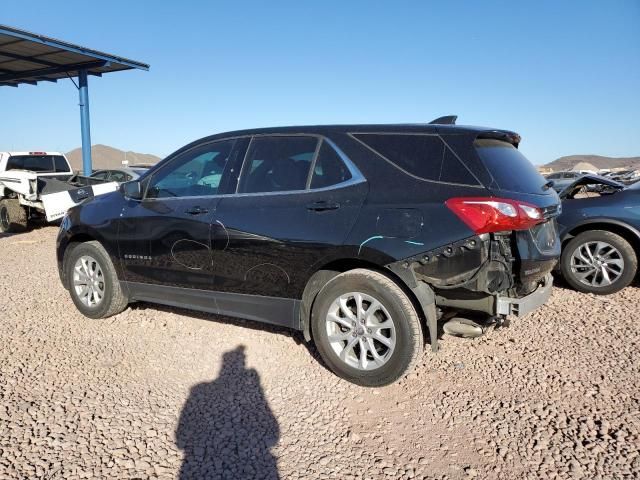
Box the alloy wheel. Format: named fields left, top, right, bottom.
left=570, top=241, right=624, bottom=288
left=72, top=255, right=106, bottom=307
left=325, top=292, right=396, bottom=371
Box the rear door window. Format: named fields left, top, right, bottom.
left=474, top=138, right=548, bottom=194
left=238, top=136, right=319, bottom=193
left=352, top=133, right=478, bottom=185
left=310, top=141, right=352, bottom=189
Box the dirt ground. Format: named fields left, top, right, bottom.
left=0, top=226, right=638, bottom=480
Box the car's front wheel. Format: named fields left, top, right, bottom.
left=65, top=241, right=129, bottom=318
left=311, top=269, right=424, bottom=387
left=561, top=230, right=637, bottom=295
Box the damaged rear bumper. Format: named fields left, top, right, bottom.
left=433, top=273, right=554, bottom=318
left=495, top=274, right=553, bottom=317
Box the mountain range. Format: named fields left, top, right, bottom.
left=544, top=155, right=640, bottom=171
left=65, top=145, right=161, bottom=171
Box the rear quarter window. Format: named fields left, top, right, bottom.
left=474, top=138, right=547, bottom=194
left=351, top=133, right=479, bottom=185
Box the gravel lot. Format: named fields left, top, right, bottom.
left=1, top=226, right=638, bottom=480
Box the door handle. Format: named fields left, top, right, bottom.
left=185, top=206, right=209, bottom=215
left=306, top=201, right=340, bottom=212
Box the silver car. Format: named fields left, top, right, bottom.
left=89, top=167, right=148, bottom=184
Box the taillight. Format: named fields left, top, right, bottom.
left=445, top=197, right=544, bottom=234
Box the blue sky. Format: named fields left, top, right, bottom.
left=1, top=0, right=639, bottom=164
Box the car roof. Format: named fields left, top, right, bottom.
left=213, top=123, right=517, bottom=137
left=0, top=151, right=63, bottom=156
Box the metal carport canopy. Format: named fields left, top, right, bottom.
left=0, top=24, right=149, bottom=175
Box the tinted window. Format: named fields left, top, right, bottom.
left=353, top=133, right=478, bottom=185
left=6, top=155, right=68, bottom=173
left=439, top=147, right=475, bottom=184
left=90, top=170, right=109, bottom=180
left=146, top=139, right=236, bottom=199
left=546, top=173, right=561, bottom=179
left=53, top=156, right=70, bottom=172
left=474, top=139, right=547, bottom=194
left=563, top=172, right=576, bottom=179
left=310, top=141, right=352, bottom=189
left=239, top=136, right=319, bottom=193
left=110, top=171, right=128, bottom=182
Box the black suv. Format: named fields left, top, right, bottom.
left=57, top=117, right=561, bottom=386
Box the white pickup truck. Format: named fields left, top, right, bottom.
left=0, top=151, right=118, bottom=233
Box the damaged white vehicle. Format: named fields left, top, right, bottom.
left=0, top=151, right=118, bottom=233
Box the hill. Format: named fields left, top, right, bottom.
left=65, top=144, right=161, bottom=171
left=545, top=155, right=640, bottom=171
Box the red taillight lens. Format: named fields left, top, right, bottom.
left=445, top=197, right=544, bottom=234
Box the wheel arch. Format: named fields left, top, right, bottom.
left=299, top=257, right=433, bottom=349
left=59, top=233, right=97, bottom=288
left=562, top=220, right=640, bottom=255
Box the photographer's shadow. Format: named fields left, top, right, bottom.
left=176, top=346, right=280, bottom=479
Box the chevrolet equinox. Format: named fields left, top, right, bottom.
left=57, top=116, right=561, bottom=386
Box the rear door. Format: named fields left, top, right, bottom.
left=119, top=138, right=239, bottom=290
left=210, top=135, right=367, bottom=326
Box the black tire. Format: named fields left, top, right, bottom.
left=561, top=230, right=637, bottom=295
left=64, top=241, right=129, bottom=318
left=0, top=199, right=28, bottom=233
left=311, top=268, right=423, bottom=387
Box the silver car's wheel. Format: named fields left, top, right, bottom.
left=72, top=255, right=106, bottom=307
left=325, top=291, right=396, bottom=371
left=570, top=241, right=624, bottom=287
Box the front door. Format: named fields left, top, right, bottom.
left=119, top=138, right=239, bottom=291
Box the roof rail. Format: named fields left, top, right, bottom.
left=429, top=115, right=457, bottom=125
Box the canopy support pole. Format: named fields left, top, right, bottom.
left=78, top=69, right=92, bottom=176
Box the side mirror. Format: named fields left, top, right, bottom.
left=121, top=180, right=142, bottom=200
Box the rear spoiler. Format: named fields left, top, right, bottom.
left=476, top=130, right=521, bottom=148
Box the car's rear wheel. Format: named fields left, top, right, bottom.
left=65, top=241, right=129, bottom=318
left=0, top=199, right=28, bottom=233
left=561, top=230, right=637, bottom=295
left=311, top=269, right=423, bottom=387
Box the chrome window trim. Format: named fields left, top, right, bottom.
left=140, top=133, right=367, bottom=203
left=140, top=177, right=367, bottom=202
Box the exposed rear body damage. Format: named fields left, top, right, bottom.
left=0, top=151, right=118, bottom=231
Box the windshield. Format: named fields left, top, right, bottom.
left=6, top=155, right=70, bottom=173
left=474, top=139, right=549, bottom=194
